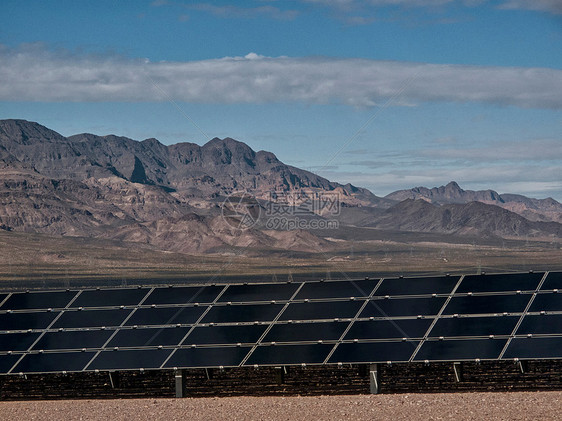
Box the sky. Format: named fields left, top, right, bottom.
left=0, top=0, right=561, bottom=200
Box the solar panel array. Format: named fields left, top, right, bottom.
left=0, top=271, right=560, bottom=375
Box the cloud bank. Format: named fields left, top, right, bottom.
left=1, top=46, right=561, bottom=109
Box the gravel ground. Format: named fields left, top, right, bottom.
left=1, top=391, right=561, bottom=421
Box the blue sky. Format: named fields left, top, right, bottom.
left=1, top=0, right=561, bottom=199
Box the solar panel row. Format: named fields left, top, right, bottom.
left=0, top=271, right=560, bottom=375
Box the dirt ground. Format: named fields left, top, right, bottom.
left=1, top=391, right=561, bottom=421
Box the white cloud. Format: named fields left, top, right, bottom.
left=0, top=45, right=561, bottom=109
left=498, top=0, right=562, bottom=14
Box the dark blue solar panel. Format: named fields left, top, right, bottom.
left=0, top=332, right=41, bottom=351
left=360, top=297, right=446, bottom=318
left=144, top=286, right=223, bottom=305
left=33, top=330, right=113, bottom=351
left=279, top=301, right=363, bottom=321
left=295, top=280, right=377, bottom=300
left=414, top=338, right=507, bottom=361
left=202, top=304, right=284, bottom=323
left=442, top=294, right=531, bottom=315
left=328, top=341, right=418, bottom=364
left=164, top=346, right=251, bottom=368
left=264, top=321, right=348, bottom=343
left=52, top=309, right=131, bottom=329
left=516, top=314, right=562, bottom=335
left=245, top=343, right=334, bottom=365
left=1, top=290, right=77, bottom=310
left=88, top=349, right=173, bottom=370
left=71, top=288, right=150, bottom=308
left=503, top=337, right=562, bottom=359
left=428, top=316, right=518, bottom=338
left=528, top=293, right=562, bottom=312
left=375, top=276, right=459, bottom=296
left=345, top=319, right=432, bottom=340
left=125, top=306, right=206, bottom=326
left=540, top=272, right=562, bottom=290
left=13, top=351, right=97, bottom=373
left=0, top=354, right=20, bottom=374
left=456, top=273, right=543, bottom=293
left=218, top=283, right=299, bottom=303
left=184, top=324, right=267, bottom=345
left=0, top=311, right=58, bottom=331
left=108, top=327, right=190, bottom=348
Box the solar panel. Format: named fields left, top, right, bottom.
left=52, top=308, right=132, bottom=329
left=164, top=346, right=251, bottom=368
left=88, top=349, right=173, bottom=370
left=540, top=271, right=562, bottom=290
left=202, top=303, right=284, bottom=323
left=0, top=354, right=21, bottom=374
left=13, top=351, right=97, bottom=373
left=0, top=272, right=561, bottom=376
left=0, top=332, right=41, bottom=351
left=264, top=321, right=348, bottom=342
left=413, top=338, right=508, bottom=361
left=218, top=283, right=299, bottom=303
left=359, top=297, right=446, bottom=318
left=442, top=294, right=531, bottom=315
left=107, top=327, right=191, bottom=348
left=143, top=285, right=224, bottom=305
left=344, top=319, right=433, bottom=340
left=294, top=279, right=377, bottom=300
left=125, top=306, right=206, bottom=326
left=374, top=275, right=460, bottom=296
left=0, top=311, right=58, bottom=331
left=515, top=314, right=562, bottom=335
left=245, top=343, right=334, bottom=365
left=456, top=272, right=544, bottom=293
left=427, top=315, right=519, bottom=338
left=503, top=336, right=562, bottom=359
left=279, top=300, right=363, bottom=321
left=33, top=329, right=113, bottom=351
left=1, top=290, right=77, bottom=310
left=183, top=324, right=267, bottom=345
left=328, top=341, right=419, bottom=364
left=528, top=293, right=562, bottom=312
left=71, top=288, right=150, bottom=308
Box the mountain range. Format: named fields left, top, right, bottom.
left=0, top=119, right=560, bottom=254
